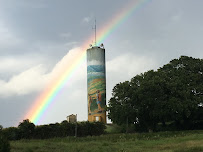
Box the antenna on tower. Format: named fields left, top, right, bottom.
left=92, top=19, right=97, bottom=46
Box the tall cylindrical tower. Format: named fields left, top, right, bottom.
left=87, top=45, right=106, bottom=123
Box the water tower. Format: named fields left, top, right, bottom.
left=86, top=43, right=106, bottom=123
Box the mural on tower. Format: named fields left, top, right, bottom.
left=87, top=47, right=106, bottom=117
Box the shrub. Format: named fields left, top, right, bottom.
left=2, top=127, right=20, bottom=140
left=0, top=134, right=10, bottom=152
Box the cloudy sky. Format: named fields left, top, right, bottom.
left=0, top=0, right=203, bottom=127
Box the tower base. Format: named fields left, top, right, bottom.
left=88, top=112, right=106, bottom=124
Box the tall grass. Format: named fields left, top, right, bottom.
left=11, top=130, right=203, bottom=152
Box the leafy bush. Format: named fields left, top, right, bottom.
left=0, top=134, right=10, bottom=152
left=2, top=127, right=20, bottom=140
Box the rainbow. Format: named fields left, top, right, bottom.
left=24, top=0, right=151, bottom=125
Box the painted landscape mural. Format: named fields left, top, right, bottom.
left=87, top=47, right=106, bottom=116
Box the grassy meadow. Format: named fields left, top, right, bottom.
left=10, top=130, right=203, bottom=152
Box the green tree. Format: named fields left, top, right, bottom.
left=108, top=56, right=203, bottom=132
left=108, top=81, right=137, bottom=126
left=18, top=119, right=35, bottom=139
left=158, top=56, right=203, bottom=129
left=132, top=70, right=169, bottom=131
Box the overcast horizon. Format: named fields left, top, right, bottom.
left=0, top=0, right=203, bottom=127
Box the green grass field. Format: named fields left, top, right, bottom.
left=10, top=130, right=203, bottom=152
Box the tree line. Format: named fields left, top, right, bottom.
left=107, top=56, right=203, bottom=132
left=0, top=119, right=106, bottom=141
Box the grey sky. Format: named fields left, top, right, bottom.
left=0, top=0, right=203, bottom=127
